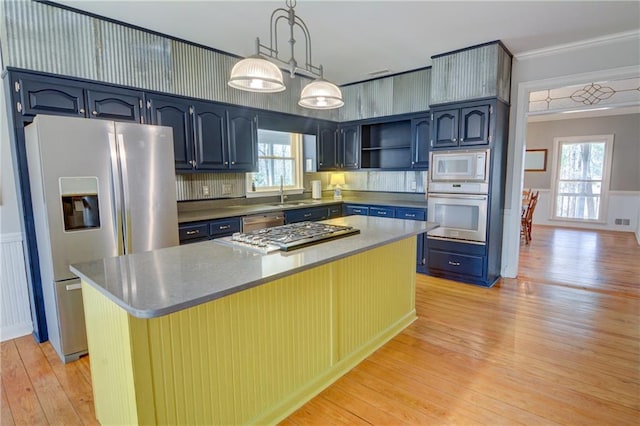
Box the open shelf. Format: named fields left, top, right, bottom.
left=360, top=119, right=412, bottom=169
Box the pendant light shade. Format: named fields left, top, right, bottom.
left=298, top=79, right=344, bottom=109
left=228, top=55, right=286, bottom=93
left=228, top=0, right=343, bottom=109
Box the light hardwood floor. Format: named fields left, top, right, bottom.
left=2, top=225, right=639, bottom=425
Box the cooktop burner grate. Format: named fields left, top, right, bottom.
left=217, top=222, right=360, bottom=253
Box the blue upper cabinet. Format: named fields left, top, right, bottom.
left=192, top=101, right=228, bottom=170
left=339, top=124, right=361, bottom=169
left=431, top=101, right=492, bottom=150
left=227, top=108, right=258, bottom=172
left=317, top=122, right=338, bottom=170
left=15, top=72, right=143, bottom=123
left=86, top=89, right=143, bottom=122
left=410, top=115, right=430, bottom=169
left=16, top=75, right=86, bottom=117
left=148, top=94, right=194, bottom=171
left=148, top=94, right=257, bottom=173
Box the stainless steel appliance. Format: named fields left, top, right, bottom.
left=25, top=115, right=178, bottom=363
left=218, top=222, right=360, bottom=253
left=242, top=212, right=285, bottom=232
left=427, top=193, right=488, bottom=244
left=429, top=149, right=489, bottom=193
left=427, top=149, right=491, bottom=245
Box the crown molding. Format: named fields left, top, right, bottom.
left=515, top=30, right=640, bottom=61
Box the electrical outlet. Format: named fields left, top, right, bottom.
left=202, top=185, right=210, bottom=196
left=222, top=184, right=232, bottom=195
left=622, top=219, right=630, bottom=226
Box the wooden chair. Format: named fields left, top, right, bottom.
left=521, top=191, right=539, bottom=244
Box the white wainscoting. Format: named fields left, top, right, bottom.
left=1, top=233, right=33, bottom=341
left=531, top=189, right=640, bottom=233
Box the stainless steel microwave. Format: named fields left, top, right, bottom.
left=429, top=149, right=490, bottom=187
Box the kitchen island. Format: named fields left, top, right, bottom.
left=71, top=216, right=436, bottom=425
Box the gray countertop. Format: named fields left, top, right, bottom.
left=71, top=216, right=437, bottom=319
left=178, top=197, right=427, bottom=223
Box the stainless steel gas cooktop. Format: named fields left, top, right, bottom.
left=216, top=222, right=360, bottom=253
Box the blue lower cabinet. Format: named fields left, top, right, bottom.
left=424, top=237, right=497, bottom=287
left=285, top=207, right=329, bottom=224
left=344, top=203, right=427, bottom=273
left=369, top=206, right=395, bottom=218
left=344, top=205, right=369, bottom=216
left=179, top=217, right=241, bottom=244
left=328, top=205, right=343, bottom=218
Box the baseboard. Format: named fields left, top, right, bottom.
left=1, top=322, right=33, bottom=342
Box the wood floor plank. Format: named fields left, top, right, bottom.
left=1, top=380, right=16, bottom=426
left=40, top=343, right=98, bottom=425
left=13, top=336, right=82, bottom=425
left=1, top=340, right=48, bottom=425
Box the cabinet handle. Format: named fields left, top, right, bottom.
left=219, top=225, right=230, bottom=230
left=411, top=161, right=415, bottom=165
left=304, top=213, right=312, bottom=218
left=224, top=161, right=229, bottom=165
left=80, top=108, right=85, bottom=114
left=147, top=100, right=152, bottom=109
left=319, top=162, right=323, bottom=165
left=452, top=138, right=457, bottom=142
left=14, top=81, right=20, bottom=92
left=460, top=138, right=464, bottom=142
left=92, top=110, right=98, bottom=116
left=16, top=102, right=22, bottom=113
left=186, top=230, right=200, bottom=235
left=448, top=261, right=461, bottom=266
left=354, top=163, right=358, bottom=167
left=231, top=161, right=235, bottom=165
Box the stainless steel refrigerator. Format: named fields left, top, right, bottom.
left=25, top=115, right=179, bottom=363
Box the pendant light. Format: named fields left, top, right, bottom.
left=228, top=0, right=343, bottom=110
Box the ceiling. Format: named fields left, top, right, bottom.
left=51, top=0, right=640, bottom=86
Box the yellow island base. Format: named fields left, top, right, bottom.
left=82, top=237, right=417, bottom=425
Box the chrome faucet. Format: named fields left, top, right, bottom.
left=279, top=175, right=285, bottom=204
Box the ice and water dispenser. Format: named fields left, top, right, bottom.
left=59, top=177, right=101, bottom=231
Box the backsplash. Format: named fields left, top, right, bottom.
left=176, top=171, right=427, bottom=201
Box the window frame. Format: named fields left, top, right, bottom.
left=246, top=130, right=304, bottom=198
left=549, top=134, right=614, bottom=224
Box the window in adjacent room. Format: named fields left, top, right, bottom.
left=550, top=134, right=613, bottom=222
left=246, top=129, right=304, bottom=196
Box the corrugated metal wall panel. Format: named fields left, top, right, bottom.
left=338, top=84, right=362, bottom=121
left=95, top=20, right=172, bottom=93
left=359, top=77, right=394, bottom=119
left=431, top=43, right=511, bottom=105
left=175, top=173, right=246, bottom=201
left=392, top=69, right=431, bottom=113
left=3, top=0, right=97, bottom=80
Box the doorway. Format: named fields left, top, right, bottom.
left=501, top=65, right=640, bottom=279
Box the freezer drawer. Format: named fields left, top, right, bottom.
left=54, top=279, right=88, bottom=362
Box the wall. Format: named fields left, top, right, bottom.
left=0, top=76, right=33, bottom=341
left=524, top=114, right=640, bottom=191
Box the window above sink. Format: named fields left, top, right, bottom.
left=246, top=129, right=309, bottom=199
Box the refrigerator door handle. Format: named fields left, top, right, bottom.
left=116, top=133, right=132, bottom=254
left=109, top=132, right=124, bottom=255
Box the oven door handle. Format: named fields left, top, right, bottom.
left=427, top=193, right=488, bottom=201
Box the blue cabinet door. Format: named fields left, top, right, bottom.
left=193, top=101, right=228, bottom=170
left=148, top=94, right=194, bottom=171
left=227, top=108, right=257, bottom=172
left=411, top=115, right=430, bottom=169
left=396, top=207, right=426, bottom=221
left=86, top=88, right=143, bottom=123
left=285, top=207, right=329, bottom=224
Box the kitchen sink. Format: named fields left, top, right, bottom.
left=269, top=202, right=309, bottom=207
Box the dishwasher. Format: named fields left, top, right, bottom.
left=242, top=212, right=285, bottom=232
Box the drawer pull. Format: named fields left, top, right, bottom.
left=379, top=211, right=387, bottom=215
left=186, top=230, right=200, bottom=235
left=405, top=214, right=416, bottom=217
left=304, top=213, right=312, bottom=218
left=448, top=261, right=461, bottom=266
left=218, top=225, right=230, bottom=230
